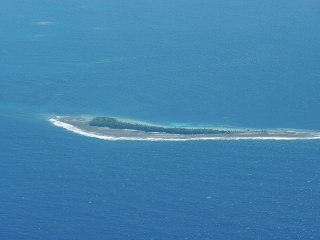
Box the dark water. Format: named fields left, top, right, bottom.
left=1, top=0, right=320, bottom=239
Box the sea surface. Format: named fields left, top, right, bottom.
left=1, top=0, right=320, bottom=239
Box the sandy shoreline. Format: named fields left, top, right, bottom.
left=49, top=116, right=320, bottom=141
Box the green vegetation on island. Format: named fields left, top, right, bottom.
left=89, top=117, right=234, bottom=135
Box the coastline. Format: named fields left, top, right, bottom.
left=49, top=116, right=320, bottom=141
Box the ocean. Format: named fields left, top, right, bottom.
left=1, top=0, right=320, bottom=239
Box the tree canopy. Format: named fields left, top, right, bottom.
left=90, top=117, right=232, bottom=135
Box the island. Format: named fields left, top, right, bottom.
left=49, top=115, right=320, bottom=141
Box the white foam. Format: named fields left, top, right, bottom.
left=49, top=118, right=320, bottom=141
left=35, top=21, right=54, bottom=26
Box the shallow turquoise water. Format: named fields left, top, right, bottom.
left=1, top=0, right=320, bottom=239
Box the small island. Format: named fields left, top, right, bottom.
left=49, top=115, right=320, bottom=141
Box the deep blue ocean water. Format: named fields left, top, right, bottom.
left=1, top=0, right=320, bottom=239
